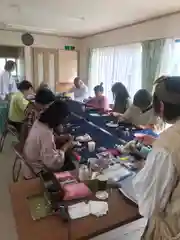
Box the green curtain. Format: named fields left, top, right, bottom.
left=142, top=39, right=165, bottom=92
left=0, top=101, right=8, bottom=135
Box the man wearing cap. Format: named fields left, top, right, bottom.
left=133, top=76, right=180, bottom=239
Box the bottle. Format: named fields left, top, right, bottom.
left=79, top=165, right=90, bottom=181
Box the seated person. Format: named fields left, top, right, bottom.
left=20, top=88, right=55, bottom=145
left=86, top=83, right=109, bottom=111
left=8, top=80, right=34, bottom=133
left=25, top=88, right=55, bottom=132
left=69, top=77, right=88, bottom=102
left=111, top=82, right=131, bottom=113
left=118, top=89, right=157, bottom=127
left=37, top=82, right=50, bottom=91
left=23, top=100, right=72, bottom=179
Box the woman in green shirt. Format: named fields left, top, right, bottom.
left=8, top=80, right=34, bottom=133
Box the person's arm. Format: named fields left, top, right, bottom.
left=133, top=148, right=175, bottom=218
left=55, top=134, right=73, bottom=148
left=118, top=105, right=134, bottom=122
left=40, top=131, right=66, bottom=170
left=119, top=105, right=141, bottom=123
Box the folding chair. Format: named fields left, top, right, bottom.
left=12, top=143, right=37, bottom=182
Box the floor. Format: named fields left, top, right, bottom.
left=0, top=135, right=147, bottom=240
left=0, top=135, right=18, bottom=240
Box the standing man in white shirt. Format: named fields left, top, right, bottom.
left=69, top=77, right=88, bottom=102
left=0, top=60, right=18, bottom=100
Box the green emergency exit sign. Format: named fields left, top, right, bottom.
left=64, top=45, right=75, bottom=51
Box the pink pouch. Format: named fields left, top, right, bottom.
left=54, top=172, right=73, bottom=181
left=63, top=182, right=92, bottom=200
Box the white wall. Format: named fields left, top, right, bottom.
left=0, top=30, right=80, bottom=82
left=79, top=12, right=180, bottom=83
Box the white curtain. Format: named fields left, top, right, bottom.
left=89, top=44, right=142, bottom=103
left=159, top=39, right=176, bottom=76
left=159, top=39, right=180, bottom=77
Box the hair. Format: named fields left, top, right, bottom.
left=39, top=82, right=49, bottom=89
left=133, top=89, right=152, bottom=111
left=35, top=88, right=55, bottom=105
left=153, top=76, right=180, bottom=122
left=111, top=82, right=130, bottom=113
left=94, top=82, right=104, bottom=93
left=4, top=60, right=16, bottom=71
left=74, top=77, right=80, bottom=83
left=18, top=80, right=33, bottom=92
left=39, top=100, right=69, bottom=129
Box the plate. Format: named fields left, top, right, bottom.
left=89, top=113, right=100, bottom=117
left=95, top=191, right=109, bottom=200
left=106, top=122, right=118, bottom=128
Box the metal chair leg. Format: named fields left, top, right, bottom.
left=0, top=130, right=8, bottom=152
left=12, top=155, right=22, bottom=182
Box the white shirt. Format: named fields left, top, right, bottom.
left=70, top=84, right=88, bottom=102
left=133, top=148, right=175, bottom=218
left=0, top=70, right=18, bottom=100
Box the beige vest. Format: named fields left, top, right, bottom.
left=142, top=119, right=180, bottom=240
left=123, top=104, right=157, bottom=126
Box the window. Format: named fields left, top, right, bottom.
left=89, top=43, right=142, bottom=103
left=159, top=39, right=180, bottom=77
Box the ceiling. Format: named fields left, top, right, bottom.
left=1, top=0, right=180, bottom=37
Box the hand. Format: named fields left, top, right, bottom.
left=134, top=160, right=145, bottom=170
left=56, top=134, right=73, bottom=143
left=66, top=139, right=73, bottom=149
left=63, top=134, right=73, bottom=142
left=111, top=112, right=121, bottom=117
left=60, top=139, right=73, bottom=152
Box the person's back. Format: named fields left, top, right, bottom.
left=9, top=92, right=28, bottom=123
left=86, top=83, right=109, bottom=110
left=23, top=100, right=72, bottom=179
left=8, top=80, right=33, bottom=133
left=0, top=61, right=17, bottom=100
left=120, top=89, right=157, bottom=126
left=133, top=77, right=180, bottom=239
left=111, top=82, right=130, bottom=113
left=23, top=120, right=56, bottom=178
left=142, top=120, right=180, bottom=239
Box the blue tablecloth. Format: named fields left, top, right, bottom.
left=66, top=115, right=122, bottom=163
left=66, top=100, right=142, bottom=142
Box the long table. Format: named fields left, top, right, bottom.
left=65, top=115, right=124, bottom=162
left=10, top=178, right=140, bottom=240
left=66, top=100, right=157, bottom=143
left=10, top=100, right=143, bottom=240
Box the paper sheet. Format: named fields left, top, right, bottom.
left=96, top=164, right=132, bottom=181
left=68, top=201, right=109, bottom=219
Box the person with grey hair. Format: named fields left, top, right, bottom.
left=0, top=60, right=17, bottom=100
left=69, top=77, right=88, bottom=102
